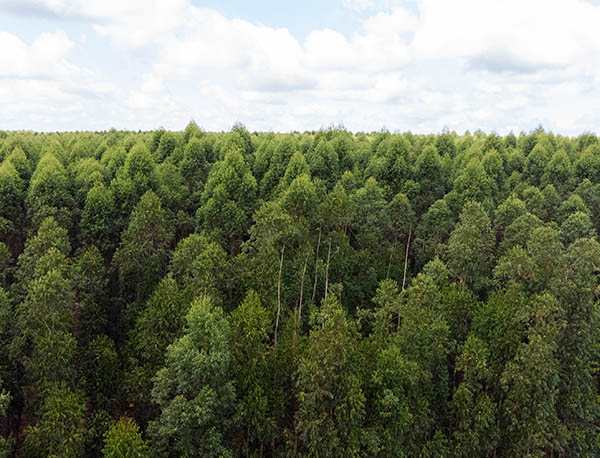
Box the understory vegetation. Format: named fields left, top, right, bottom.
left=1, top=124, right=600, bottom=457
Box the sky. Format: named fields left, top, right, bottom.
left=1, top=0, right=600, bottom=135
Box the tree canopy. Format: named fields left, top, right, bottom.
left=1, top=126, right=600, bottom=457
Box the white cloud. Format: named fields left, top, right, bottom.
left=412, top=0, right=600, bottom=70
left=0, top=0, right=189, bottom=48
left=304, top=29, right=356, bottom=70
left=91, top=0, right=189, bottom=50
left=2, top=0, right=600, bottom=133
left=139, top=74, right=164, bottom=93
left=0, top=28, right=118, bottom=130
left=341, top=0, right=375, bottom=12
left=0, top=30, right=75, bottom=78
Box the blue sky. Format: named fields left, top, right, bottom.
left=0, top=0, right=599, bottom=134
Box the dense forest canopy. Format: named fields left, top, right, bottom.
left=1, top=124, right=600, bottom=457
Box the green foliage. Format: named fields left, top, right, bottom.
left=101, top=146, right=127, bottom=180
left=397, top=272, right=451, bottom=439
left=229, top=290, right=272, bottom=454
left=525, top=139, right=553, bottom=186
left=241, top=199, right=298, bottom=304
left=0, top=290, right=13, bottom=458
left=415, top=144, right=445, bottom=214
left=367, top=340, right=427, bottom=457
left=282, top=173, right=317, bottom=221
left=125, top=276, right=188, bottom=421
left=454, top=157, right=493, bottom=208
left=445, top=201, right=494, bottom=292
left=575, top=145, right=600, bottom=182
left=307, top=139, right=340, bottom=190
left=26, top=152, right=74, bottom=230
left=155, top=131, right=178, bottom=162
left=472, top=286, right=527, bottom=377
left=102, top=417, right=149, bottom=458
left=181, top=136, right=211, bottom=193
left=372, top=134, right=412, bottom=196
left=450, top=335, right=498, bottom=457
left=0, top=159, right=25, bottom=251
left=113, top=190, right=173, bottom=304
left=12, top=220, right=75, bottom=392
left=494, top=194, right=526, bottom=242
left=0, top=244, right=9, bottom=291
left=197, top=147, right=257, bottom=255
left=83, top=335, right=120, bottom=410
left=81, top=182, right=117, bottom=253
left=557, top=194, right=590, bottom=229
left=124, top=142, right=156, bottom=197
left=0, top=381, right=12, bottom=458
left=554, top=238, right=600, bottom=455
left=257, top=135, right=296, bottom=196
left=21, top=384, right=87, bottom=458
left=74, top=245, right=109, bottom=343
left=72, top=157, right=103, bottom=206
left=4, top=128, right=600, bottom=457
left=155, top=162, right=189, bottom=216
left=560, top=211, right=595, bottom=245
left=15, top=267, right=76, bottom=387
left=500, top=212, right=543, bottom=253
left=280, top=150, right=310, bottom=190
left=414, top=199, right=455, bottom=268
left=183, top=120, right=202, bottom=144
left=297, top=294, right=365, bottom=457
left=148, top=295, right=235, bottom=457
left=170, top=233, right=229, bottom=301
left=501, top=293, right=565, bottom=456
left=5, top=145, right=32, bottom=180
left=543, top=149, right=573, bottom=195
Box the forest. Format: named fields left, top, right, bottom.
left=1, top=123, right=600, bottom=457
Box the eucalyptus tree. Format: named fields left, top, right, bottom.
left=148, top=295, right=235, bottom=458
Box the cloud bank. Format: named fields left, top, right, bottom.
left=1, top=0, right=599, bottom=134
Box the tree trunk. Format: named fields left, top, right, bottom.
left=274, top=245, right=285, bottom=347
left=399, top=225, right=412, bottom=328
left=402, top=225, right=412, bottom=291
left=324, top=239, right=332, bottom=298
left=298, top=252, right=309, bottom=325
left=311, top=227, right=322, bottom=302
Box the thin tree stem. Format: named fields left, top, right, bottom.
left=399, top=225, right=412, bottom=329
left=311, top=227, right=322, bottom=302
left=325, top=239, right=332, bottom=298
left=298, top=252, right=309, bottom=324
left=274, top=245, right=285, bottom=347
left=402, top=225, right=412, bottom=292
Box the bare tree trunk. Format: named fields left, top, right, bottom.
left=402, top=225, right=412, bottom=291
left=298, top=252, right=309, bottom=325
left=311, top=227, right=322, bottom=302
left=274, top=245, right=285, bottom=347
left=399, top=225, right=412, bottom=328
left=324, top=239, right=332, bottom=298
